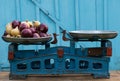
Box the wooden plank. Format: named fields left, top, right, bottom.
left=75, top=0, right=80, bottom=30
left=103, top=0, right=108, bottom=30
left=35, top=1, right=40, bottom=50
left=15, top=0, right=24, bottom=50
left=79, top=0, right=96, bottom=30
left=95, top=0, right=105, bottom=30
left=15, top=0, right=21, bottom=20
left=95, top=0, right=97, bottom=30
left=54, top=0, right=60, bottom=46
left=0, top=0, right=16, bottom=68
left=0, top=71, right=120, bottom=81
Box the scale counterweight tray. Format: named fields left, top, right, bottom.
left=69, top=30, right=118, bottom=39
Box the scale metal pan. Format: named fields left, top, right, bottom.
left=69, top=30, right=118, bottom=39
left=2, top=36, right=52, bottom=44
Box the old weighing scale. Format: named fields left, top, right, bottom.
left=2, top=30, right=118, bottom=79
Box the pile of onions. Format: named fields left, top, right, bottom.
left=3, top=20, right=51, bottom=38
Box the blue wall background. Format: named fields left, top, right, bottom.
left=0, top=0, right=120, bottom=70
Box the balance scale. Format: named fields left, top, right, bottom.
left=2, top=30, right=118, bottom=80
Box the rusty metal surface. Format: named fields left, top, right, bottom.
left=2, top=36, right=52, bottom=44
left=88, top=47, right=105, bottom=57
left=69, top=30, right=118, bottom=39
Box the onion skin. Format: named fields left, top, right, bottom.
left=29, top=27, right=37, bottom=34
left=33, top=21, right=40, bottom=27
left=46, top=33, right=51, bottom=37
left=6, top=23, right=13, bottom=34
left=39, top=32, right=47, bottom=37
left=19, top=23, right=29, bottom=31
left=38, top=23, right=48, bottom=33
left=33, top=33, right=40, bottom=38
left=6, top=34, right=11, bottom=38
left=10, top=27, right=20, bottom=37
left=12, top=20, right=21, bottom=28
left=26, top=21, right=33, bottom=27
left=21, top=29, right=33, bottom=37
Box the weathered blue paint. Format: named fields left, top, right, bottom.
left=0, top=0, right=119, bottom=70
left=9, top=39, right=111, bottom=79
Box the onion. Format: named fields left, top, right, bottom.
left=37, top=23, right=48, bottom=33
left=21, top=21, right=30, bottom=27
left=6, top=23, right=13, bottom=34
left=6, top=34, right=11, bottom=38
left=29, top=27, right=36, bottom=34
left=39, top=32, right=47, bottom=37
left=33, top=33, right=40, bottom=38
left=46, top=33, right=51, bottom=37
left=19, top=23, right=29, bottom=31
left=10, top=27, right=20, bottom=37
left=4, top=20, right=51, bottom=39
left=21, top=28, right=33, bottom=37
left=26, top=21, right=33, bottom=27
left=12, top=20, right=21, bottom=28
left=33, top=21, right=40, bottom=27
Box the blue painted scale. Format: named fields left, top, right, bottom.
left=8, top=37, right=112, bottom=79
